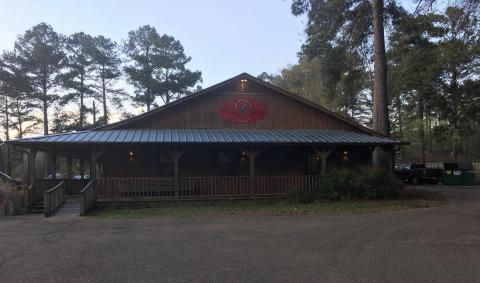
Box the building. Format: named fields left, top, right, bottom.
left=8, top=73, right=404, bottom=215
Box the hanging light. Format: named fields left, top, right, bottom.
left=240, top=151, right=248, bottom=162
left=128, top=151, right=136, bottom=161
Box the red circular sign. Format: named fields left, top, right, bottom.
left=218, top=97, right=267, bottom=123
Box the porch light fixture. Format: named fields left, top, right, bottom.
left=128, top=151, right=136, bottom=161
left=342, top=150, right=349, bottom=161
left=240, top=79, right=248, bottom=92
left=240, top=151, right=248, bottom=162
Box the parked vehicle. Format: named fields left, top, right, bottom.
left=72, top=175, right=90, bottom=180
left=395, top=163, right=443, bottom=184
left=425, top=162, right=459, bottom=171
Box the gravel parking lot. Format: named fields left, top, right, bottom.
left=1, top=186, right=479, bottom=282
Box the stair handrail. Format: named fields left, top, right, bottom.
left=44, top=181, right=66, bottom=217
left=25, top=183, right=34, bottom=208
left=80, top=180, right=96, bottom=216
left=0, top=171, right=21, bottom=189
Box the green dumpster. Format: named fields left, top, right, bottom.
left=443, top=170, right=474, bottom=186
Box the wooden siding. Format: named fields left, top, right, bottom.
left=99, top=145, right=373, bottom=178
left=120, top=82, right=362, bottom=132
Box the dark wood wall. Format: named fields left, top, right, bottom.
left=120, top=81, right=362, bottom=132
left=99, top=145, right=373, bottom=178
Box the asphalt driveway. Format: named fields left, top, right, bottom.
left=1, top=186, right=480, bottom=282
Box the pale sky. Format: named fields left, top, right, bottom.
left=0, top=0, right=306, bottom=87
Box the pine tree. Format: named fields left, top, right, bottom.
left=60, top=32, right=96, bottom=130
left=436, top=7, right=480, bottom=160
left=14, top=23, right=66, bottom=135
left=123, top=25, right=201, bottom=111
left=1, top=51, right=40, bottom=138
left=91, top=35, right=124, bottom=125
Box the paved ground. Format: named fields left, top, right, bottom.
left=1, top=186, right=480, bottom=283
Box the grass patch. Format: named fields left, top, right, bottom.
left=92, top=198, right=440, bottom=219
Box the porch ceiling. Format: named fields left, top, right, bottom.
left=7, top=128, right=406, bottom=146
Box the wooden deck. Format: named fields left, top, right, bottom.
left=94, top=176, right=320, bottom=201
left=29, top=175, right=322, bottom=216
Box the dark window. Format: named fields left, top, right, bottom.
left=307, top=154, right=320, bottom=175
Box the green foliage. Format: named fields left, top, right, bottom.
left=59, top=32, right=96, bottom=130
left=91, top=35, right=125, bottom=125
left=123, top=25, right=202, bottom=111
left=14, top=23, right=66, bottom=135
left=260, top=54, right=371, bottom=124
left=0, top=51, right=40, bottom=138
left=289, top=167, right=404, bottom=203
left=94, top=199, right=425, bottom=219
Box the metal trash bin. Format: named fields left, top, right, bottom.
left=443, top=170, right=474, bottom=186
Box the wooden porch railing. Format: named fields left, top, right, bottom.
left=25, top=179, right=62, bottom=208
left=63, top=179, right=90, bottom=195
left=80, top=180, right=96, bottom=216
left=95, top=175, right=321, bottom=201
left=44, top=181, right=65, bottom=217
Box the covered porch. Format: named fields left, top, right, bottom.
left=10, top=128, right=400, bottom=216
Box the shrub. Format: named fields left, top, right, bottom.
left=289, top=167, right=404, bottom=203
left=0, top=182, right=23, bottom=216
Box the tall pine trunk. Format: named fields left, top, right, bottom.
left=3, top=91, right=9, bottom=141
left=417, top=96, right=426, bottom=163
left=372, top=0, right=389, bottom=136
left=42, top=71, right=49, bottom=135
left=102, top=68, right=108, bottom=125
left=396, top=97, right=405, bottom=160
left=79, top=73, right=85, bottom=129
left=371, top=0, right=391, bottom=169
left=15, top=99, right=23, bottom=138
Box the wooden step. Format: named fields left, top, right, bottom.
left=29, top=202, right=45, bottom=213
left=29, top=208, right=45, bottom=213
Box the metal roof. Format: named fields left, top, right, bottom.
left=9, top=129, right=403, bottom=145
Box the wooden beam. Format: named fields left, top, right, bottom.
left=166, top=149, right=186, bottom=178
left=243, top=148, right=262, bottom=198
left=90, top=149, right=104, bottom=180
left=28, top=148, right=37, bottom=186
left=66, top=156, right=73, bottom=179
left=80, top=159, right=85, bottom=180
left=48, top=152, right=57, bottom=179
left=314, top=147, right=334, bottom=175
left=243, top=148, right=262, bottom=177
left=166, top=149, right=186, bottom=198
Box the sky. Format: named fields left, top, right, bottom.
left=0, top=0, right=306, bottom=87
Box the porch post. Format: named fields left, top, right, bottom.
left=245, top=148, right=262, bottom=197
left=25, top=148, right=37, bottom=208
left=314, top=147, right=333, bottom=176
left=28, top=148, right=37, bottom=186
left=47, top=152, right=57, bottom=179
left=167, top=149, right=186, bottom=198
left=80, top=159, right=85, bottom=179
left=90, top=149, right=104, bottom=180
left=66, top=156, right=73, bottom=179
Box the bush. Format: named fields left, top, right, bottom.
left=0, top=182, right=24, bottom=216
left=289, top=167, right=404, bottom=203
